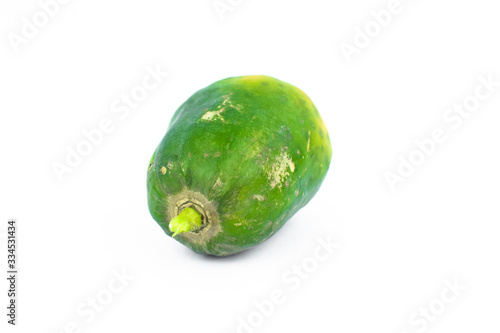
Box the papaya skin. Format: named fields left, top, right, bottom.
left=147, top=75, right=332, bottom=256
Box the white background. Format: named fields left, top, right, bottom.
left=1, top=0, right=499, bottom=332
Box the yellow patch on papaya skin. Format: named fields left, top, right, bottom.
left=307, top=131, right=311, bottom=152
left=237, top=75, right=271, bottom=84
left=160, top=166, right=167, bottom=175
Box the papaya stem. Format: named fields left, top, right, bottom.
left=169, top=207, right=203, bottom=237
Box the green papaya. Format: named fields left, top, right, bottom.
left=147, top=75, right=331, bottom=256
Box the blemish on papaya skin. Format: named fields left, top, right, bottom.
left=204, top=153, right=209, bottom=158
left=295, top=190, right=300, bottom=196
left=200, top=93, right=242, bottom=122
left=201, top=109, right=225, bottom=122
left=214, top=152, right=221, bottom=157
left=212, top=177, right=223, bottom=189
left=160, top=166, right=167, bottom=175
left=265, top=152, right=295, bottom=190
left=167, top=161, right=174, bottom=169
left=253, top=195, right=265, bottom=201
